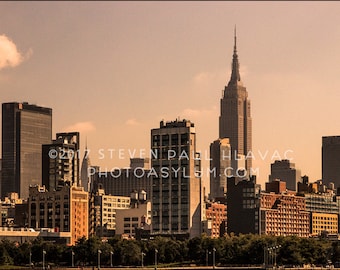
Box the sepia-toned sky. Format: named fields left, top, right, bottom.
left=1, top=1, right=340, bottom=191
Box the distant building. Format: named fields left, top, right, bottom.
left=28, top=184, right=88, bottom=245
left=209, top=138, right=231, bottom=200
left=0, top=192, right=27, bottom=227
left=265, top=179, right=287, bottom=194
left=80, top=146, right=91, bottom=192
left=92, top=158, right=152, bottom=198
left=151, top=119, right=202, bottom=239
left=322, top=136, right=340, bottom=188
left=227, top=177, right=261, bottom=235
left=269, top=160, right=301, bottom=191
left=0, top=227, right=71, bottom=244
left=219, top=30, right=252, bottom=173
left=88, top=188, right=130, bottom=237
left=2, top=102, right=52, bottom=199
left=130, top=158, right=150, bottom=170
left=42, top=132, right=80, bottom=191
left=297, top=175, right=310, bottom=193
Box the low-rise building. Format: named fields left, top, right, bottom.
left=115, top=200, right=151, bottom=239
left=260, top=192, right=310, bottom=237
left=203, top=202, right=227, bottom=238
left=28, top=185, right=88, bottom=245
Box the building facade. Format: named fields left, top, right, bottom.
left=151, top=119, right=201, bottom=238
left=227, top=177, right=261, bottom=235
left=2, top=102, right=52, bottom=199
left=303, top=192, right=339, bottom=236
left=260, top=193, right=310, bottom=237
left=92, top=158, right=152, bottom=198
left=203, top=202, right=227, bottom=238
left=209, top=138, right=231, bottom=200
left=269, top=160, right=301, bottom=191
left=322, top=136, right=340, bottom=188
left=42, top=132, right=80, bottom=191
left=89, top=188, right=130, bottom=237
left=115, top=201, right=152, bottom=239
left=219, top=30, right=252, bottom=173
left=310, top=212, right=338, bottom=236
left=28, top=185, right=88, bottom=245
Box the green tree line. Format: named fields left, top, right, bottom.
left=0, top=234, right=339, bottom=267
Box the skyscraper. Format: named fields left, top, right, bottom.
left=42, top=132, right=80, bottom=191
left=322, top=136, right=340, bottom=188
left=80, top=144, right=91, bottom=192
left=269, top=159, right=301, bottom=191
left=219, top=29, right=252, bottom=173
left=151, top=119, right=201, bottom=238
left=1, top=102, right=52, bottom=199
left=209, top=138, right=231, bottom=200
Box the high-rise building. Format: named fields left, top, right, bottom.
left=269, top=160, right=301, bottom=191
left=1, top=102, right=52, bottom=199
left=80, top=145, right=91, bottom=192
left=219, top=30, right=252, bottom=173
left=209, top=138, right=231, bottom=200
left=322, top=136, right=340, bottom=188
left=151, top=119, right=201, bottom=238
left=42, top=132, right=80, bottom=191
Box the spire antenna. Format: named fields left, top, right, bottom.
left=228, top=25, right=241, bottom=85
left=234, top=25, right=237, bottom=53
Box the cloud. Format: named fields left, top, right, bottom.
left=125, top=118, right=141, bottom=126
left=192, top=66, right=248, bottom=86
left=193, top=70, right=225, bottom=86
left=0, top=34, right=32, bottom=70
left=63, top=121, right=96, bottom=133
left=180, top=106, right=218, bottom=119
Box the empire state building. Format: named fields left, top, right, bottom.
left=219, top=30, right=252, bottom=172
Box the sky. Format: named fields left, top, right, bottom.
left=1, top=1, right=340, bottom=191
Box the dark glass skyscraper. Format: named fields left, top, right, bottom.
left=1, top=102, right=52, bottom=199
left=322, top=136, right=340, bottom=188
left=219, top=30, right=252, bottom=173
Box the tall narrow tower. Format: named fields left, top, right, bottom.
left=151, top=119, right=201, bottom=238
left=219, top=29, right=252, bottom=173
left=80, top=140, right=92, bottom=192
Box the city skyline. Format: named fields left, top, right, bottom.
left=1, top=2, right=340, bottom=189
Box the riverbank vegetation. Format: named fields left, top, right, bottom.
left=0, top=234, right=339, bottom=267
